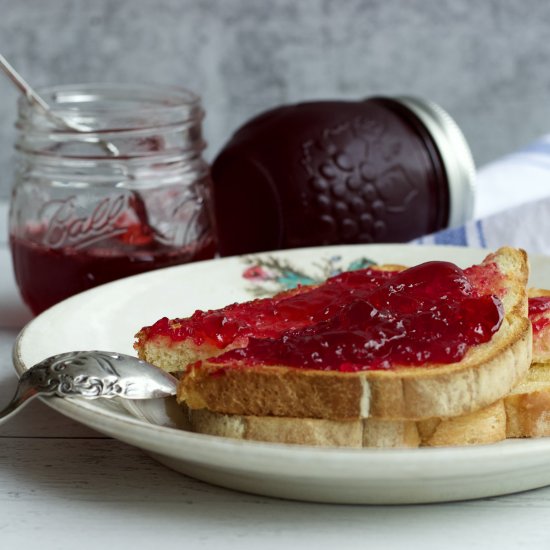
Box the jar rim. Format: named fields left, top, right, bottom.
left=17, top=82, right=203, bottom=131
left=15, top=82, right=207, bottom=161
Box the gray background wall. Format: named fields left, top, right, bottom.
left=1, top=0, right=549, bottom=200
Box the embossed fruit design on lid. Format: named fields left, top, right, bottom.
left=211, top=96, right=475, bottom=256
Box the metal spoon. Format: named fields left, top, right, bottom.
left=0, top=53, right=162, bottom=237
left=2, top=350, right=178, bottom=423
left=0, top=52, right=119, bottom=155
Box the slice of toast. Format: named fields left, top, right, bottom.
left=504, top=289, right=550, bottom=439
left=187, top=290, right=550, bottom=447
left=188, top=362, right=550, bottom=448
left=406, top=289, right=550, bottom=446
left=504, top=363, right=550, bottom=438
left=179, top=247, right=531, bottom=422
left=135, top=266, right=400, bottom=373
left=187, top=399, right=506, bottom=447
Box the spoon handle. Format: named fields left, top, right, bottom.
left=0, top=354, right=126, bottom=424
left=0, top=52, right=120, bottom=155
left=0, top=53, right=55, bottom=114
left=0, top=376, right=42, bottom=423
left=0, top=52, right=83, bottom=133
left=1, top=351, right=178, bottom=424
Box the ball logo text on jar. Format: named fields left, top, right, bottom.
left=40, top=194, right=129, bottom=250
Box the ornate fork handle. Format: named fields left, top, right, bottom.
left=1, top=351, right=178, bottom=423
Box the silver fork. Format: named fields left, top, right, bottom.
left=2, top=351, right=178, bottom=423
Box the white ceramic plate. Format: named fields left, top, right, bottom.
left=12, top=244, right=550, bottom=504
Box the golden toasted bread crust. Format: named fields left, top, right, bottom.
left=189, top=408, right=363, bottom=447
left=136, top=335, right=243, bottom=374
left=188, top=400, right=507, bottom=448
left=417, top=400, right=506, bottom=446
left=505, top=362, right=550, bottom=438
left=179, top=315, right=532, bottom=420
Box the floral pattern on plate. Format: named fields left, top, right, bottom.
left=241, top=254, right=376, bottom=296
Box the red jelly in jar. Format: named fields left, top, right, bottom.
left=9, top=84, right=216, bottom=315
left=211, top=97, right=475, bottom=255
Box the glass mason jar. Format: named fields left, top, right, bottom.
left=9, top=83, right=216, bottom=315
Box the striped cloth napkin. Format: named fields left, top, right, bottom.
left=414, top=135, right=550, bottom=255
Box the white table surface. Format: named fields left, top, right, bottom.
left=2, top=201, right=550, bottom=550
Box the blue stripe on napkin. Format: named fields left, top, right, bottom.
left=411, top=133, right=550, bottom=255
left=475, top=220, right=487, bottom=247
left=433, top=225, right=468, bottom=246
